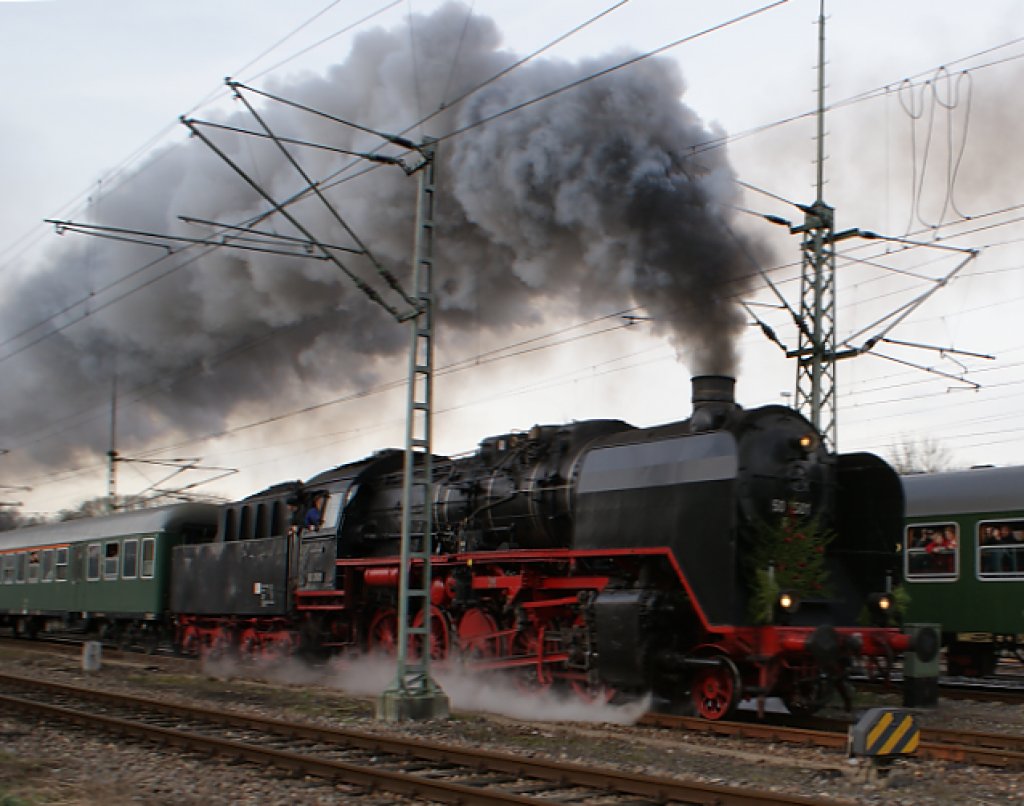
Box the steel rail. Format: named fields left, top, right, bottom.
left=0, top=692, right=540, bottom=805
left=639, top=711, right=1024, bottom=768
left=0, top=672, right=841, bottom=806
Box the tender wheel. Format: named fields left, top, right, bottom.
left=179, top=626, right=200, bottom=657
left=238, top=627, right=259, bottom=659
left=204, top=627, right=234, bottom=662
left=691, top=656, right=741, bottom=720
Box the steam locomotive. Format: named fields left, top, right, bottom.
left=1, top=376, right=930, bottom=719
left=171, top=375, right=924, bottom=718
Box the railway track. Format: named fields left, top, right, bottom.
left=10, top=633, right=1024, bottom=707
left=0, top=671, right=840, bottom=806
left=0, top=634, right=198, bottom=672
left=639, top=711, right=1024, bottom=769
left=856, top=674, right=1024, bottom=705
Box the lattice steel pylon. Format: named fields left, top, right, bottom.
left=377, top=138, right=450, bottom=721
left=789, top=1, right=839, bottom=449
left=791, top=200, right=838, bottom=449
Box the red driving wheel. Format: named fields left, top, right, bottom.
left=367, top=608, right=399, bottom=655
left=458, top=608, right=499, bottom=658
left=411, top=605, right=452, bottom=661
left=691, top=656, right=742, bottom=720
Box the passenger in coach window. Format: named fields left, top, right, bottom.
left=924, top=529, right=945, bottom=553
left=937, top=526, right=957, bottom=571
left=980, top=525, right=995, bottom=545
left=923, top=528, right=953, bottom=572
left=983, top=524, right=1014, bottom=573
left=997, top=525, right=1017, bottom=571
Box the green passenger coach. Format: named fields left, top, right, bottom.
left=901, top=465, right=1024, bottom=676
left=0, top=504, right=218, bottom=643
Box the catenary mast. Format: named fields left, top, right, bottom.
left=789, top=0, right=840, bottom=448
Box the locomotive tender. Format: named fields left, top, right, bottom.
left=169, top=375, right=920, bottom=718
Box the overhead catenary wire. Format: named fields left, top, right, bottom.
left=14, top=224, right=1015, bottom=473
left=8, top=2, right=1015, bottom=370
left=0, top=1, right=402, bottom=278
left=227, top=82, right=420, bottom=312
left=3, top=208, right=1011, bottom=459
left=18, top=321, right=1024, bottom=513
left=0, top=0, right=669, bottom=365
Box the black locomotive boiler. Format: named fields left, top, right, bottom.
left=172, top=376, right=921, bottom=718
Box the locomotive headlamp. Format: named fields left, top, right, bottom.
left=867, top=593, right=894, bottom=625
left=776, top=591, right=799, bottom=613
left=796, top=433, right=819, bottom=453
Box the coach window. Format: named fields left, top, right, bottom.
left=27, top=551, right=41, bottom=583
left=15, top=553, right=26, bottom=583
left=86, top=544, right=101, bottom=581
left=905, top=523, right=958, bottom=579
left=103, top=542, right=120, bottom=580
left=122, top=539, right=139, bottom=579
left=978, top=519, right=1024, bottom=579
left=56, top=547, right=69, bottom=582
left=42, top=549, right=55, bottom=583
left=1, top=554, right=13, bottom=584
left=141, top=537, right=156, bottom=578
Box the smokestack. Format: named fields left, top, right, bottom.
left=690, top=375, right=736, bottom=432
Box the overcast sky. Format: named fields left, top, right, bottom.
left=2, top=0, right=1023, bottom=515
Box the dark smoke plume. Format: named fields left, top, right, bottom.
left=0, top=2, right=767, bottom=478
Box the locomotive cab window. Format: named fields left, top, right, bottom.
left=978, top=519, right=1024, bottom=579
left=55, top=547, right=68, bottom=582
left=86, top=544, right=101, bottom=581
left=122, top=539, right=139, bottom=579
left=140, top=537, right=156, bottom=579
left=321, top=493, right=340, bottom=532
left=905, top=523, right=958, bottom=579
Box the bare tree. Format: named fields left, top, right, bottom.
left=888, top=436, right=952, bottom=475
left=58, top=497, right=115, bottom=522
left=0, top=507, right=45, bottom=531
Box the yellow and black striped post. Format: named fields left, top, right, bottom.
left=849, top=707, right=920, bottom=759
